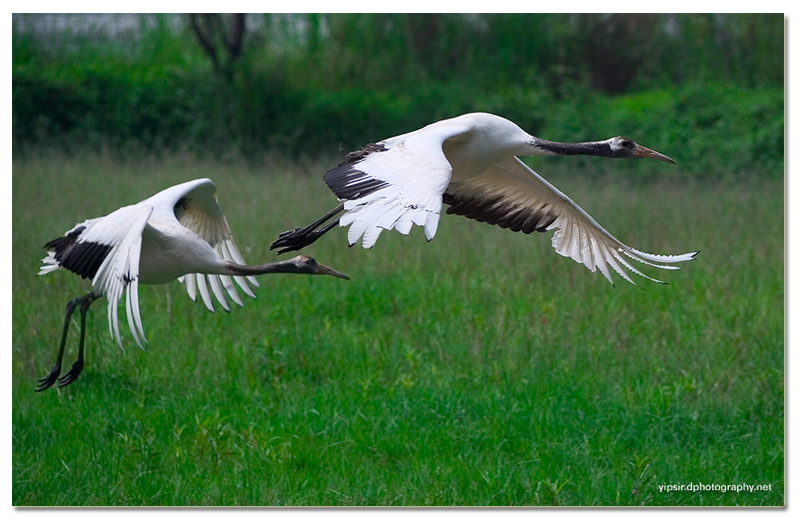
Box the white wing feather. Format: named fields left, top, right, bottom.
left=84, top=204, right=154, bottom=350
left=330, top=123, right=472, bottom=248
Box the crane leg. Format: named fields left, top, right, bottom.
left=270, top=203, right=344, bottom=254
left=35, top=292, right=97, bottom=392
left=57, top=293, right=100, bottom=388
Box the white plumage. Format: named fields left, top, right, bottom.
left=272, top=112, right=698, bottom=285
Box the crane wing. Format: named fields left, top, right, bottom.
left=75, top=204, right=154, bottom=350
left=324, top=123, right=473, bottom=248
left=444, top=157, right=698, bottom=285
left=171, top=179, right=258, bottom=312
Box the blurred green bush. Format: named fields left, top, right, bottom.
left=12, top=14, right=784, bottom=179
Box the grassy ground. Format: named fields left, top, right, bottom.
left=12, top=152, right=784, bottom=506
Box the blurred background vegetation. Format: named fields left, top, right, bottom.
left=12, top=13, right=784, bottom=179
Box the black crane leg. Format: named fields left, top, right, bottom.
left=58, top=293, right=100, bottom=387
left=270, top=203, right=344, bottom=254
left=35, top=292, right=96, bottom=392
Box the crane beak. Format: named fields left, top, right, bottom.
left=633, top=144, right=675, bottom=164
left=314, top=262, right=350, bottom=280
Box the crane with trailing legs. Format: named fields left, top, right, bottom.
left=272, top=112, right=698, bottom=283
left=36, top=178, right=349, bottom=391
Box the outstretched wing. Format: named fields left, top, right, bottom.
left=170, top=178, right=259, bottom=312
left=444, top=157, right=698, bottom=285
left=324, top=122, right=473, bottom=249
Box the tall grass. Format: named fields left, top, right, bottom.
left=12, top=153, right=783, bottom=505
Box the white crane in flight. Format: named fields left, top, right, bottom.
left=272, top=112, right=697, bottom=284
left=37, top=178, right=348, bottom=391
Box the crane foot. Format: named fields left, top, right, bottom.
left=35, top=364, right=62, bottom=392
left=57, top=359, right=84, bottom=387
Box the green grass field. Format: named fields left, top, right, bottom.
left=12, top=153, right=784, bottom=506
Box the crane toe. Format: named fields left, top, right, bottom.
left=35, top=364, right=61, bottom=392
left=271, top=227, right=318, bottom=253
left=57, top=359, right=84, bottom=388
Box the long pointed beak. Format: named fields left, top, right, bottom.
left=634, top=144, right=675, bottom=164
left=315, top=262, right=350, bottom=280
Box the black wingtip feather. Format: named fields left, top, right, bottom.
left=324, top=143, right=391, bottom=201
left=44, top=226, right=112, bottom=280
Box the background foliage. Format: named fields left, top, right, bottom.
left=12, top=13, right=784, bottom=179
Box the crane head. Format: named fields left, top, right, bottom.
left=608, top=136, right=675, bottom=164
left=291, top=255, right=350, bottom=279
